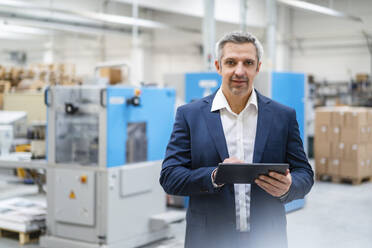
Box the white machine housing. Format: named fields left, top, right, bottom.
left=40, top=86, right=182, bottom=248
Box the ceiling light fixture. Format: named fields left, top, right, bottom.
left=0, top=0, right=168, bottom=29
left=277, top=0, right=363, bottom=23
left=0, top=21, right=49, bottom=35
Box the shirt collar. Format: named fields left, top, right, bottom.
left=211, top=87, right=258, bottom=113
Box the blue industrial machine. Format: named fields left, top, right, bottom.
left=184, top=72, right=222, bottom=103
left=166, top=71, right=308, bottom=212
left=164, top=72, right=222, bottom=106
left=40, top=85, right=179, bottom=248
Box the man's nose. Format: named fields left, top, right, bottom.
left=234, top=63, right=245, bottom=77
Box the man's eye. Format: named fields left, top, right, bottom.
left=245, top=60, right=254, bottom=65
left=225, top=60, right=235, bottom=65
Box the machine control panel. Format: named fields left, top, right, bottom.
left=54, top=168, right=96, bottom=226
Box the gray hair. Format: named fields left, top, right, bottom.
left=215, top=31, right=264, bottom=65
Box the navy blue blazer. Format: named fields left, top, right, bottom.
left=160, top=90, right=314, bottom=248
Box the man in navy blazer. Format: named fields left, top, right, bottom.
left=160, top=31, right=314, bottom=248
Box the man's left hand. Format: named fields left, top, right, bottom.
left=255, top=169, right=291, bottom=197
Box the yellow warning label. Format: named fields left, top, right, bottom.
left=69, top=191, right=76, bottom=199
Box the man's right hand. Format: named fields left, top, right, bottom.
left=222, top=157, right=244, bottom=164
left=212, top=157, right=244, bottom=187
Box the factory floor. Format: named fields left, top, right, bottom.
left=0, top=163, right=371, bottom=248
left=146, top=178, right=372, bottom=248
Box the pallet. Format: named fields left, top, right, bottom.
left=0, top=228, right=40, bottom=245
left=316, top=174, right=372, bottom=185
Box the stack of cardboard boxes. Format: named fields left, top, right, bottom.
left=0, top=63, right=80, bottom=93
left=315, top=106, right=372, bottom=183
left=99, top=67, right=122, bottom=85
left=355, top=73, right=369, bottom=83
left=0, top=81, right=10, bottom=109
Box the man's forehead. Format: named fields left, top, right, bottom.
left=221, top=42, right=257, bottom=60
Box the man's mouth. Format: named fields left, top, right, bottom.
left=231, top=79, right=248, bottom=84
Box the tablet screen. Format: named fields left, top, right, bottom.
left=214, top=163, right=289, bottom=184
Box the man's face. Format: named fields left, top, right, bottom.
left=215, top=42, right=261, bottom=98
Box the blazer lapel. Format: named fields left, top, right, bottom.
left=201, top=96, right=229, bottom=162
left=253, top=91, right=273, bottom=163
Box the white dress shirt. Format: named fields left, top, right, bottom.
left=211, top=87, right=258, bottom=232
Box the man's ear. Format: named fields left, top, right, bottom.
left=215, top=60, right=221, bottom=74
left=256, top=62, right=262, bottom=72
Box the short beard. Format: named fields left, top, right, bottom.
left=228, top=82, right=251, bottom=96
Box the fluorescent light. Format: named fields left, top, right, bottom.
left=0, top=22, right=49, bottom=35
left=68, top=11, right=167, bottom=29
left=277, top=0, right=363, bottom=22
left=0, top=31, right=39, bottom=39
left=0, top=0, right=168, bottom=29
left=5, top=19, right=123, bottom=36
left=0, top=0, right=27, bottom=7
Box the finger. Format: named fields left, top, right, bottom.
left=259, top=175, right=287, bottom=190
left=256, top=179, right=281, bottom=194
left=223, top=157, right=243, bottom=163
left=255, top=179, right=281, bottom=196
left=268, top=172, right=290, bottom=184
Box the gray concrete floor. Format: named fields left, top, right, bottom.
left=149, top=179, right=372, bottom=248
left=287, top=180, right=372, bottom=248
left=0, top=177, right=371, bottom=248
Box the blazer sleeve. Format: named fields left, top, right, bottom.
left=281, top=109, right=314, bottom=203
left=159, top=106, right=220, bottom=196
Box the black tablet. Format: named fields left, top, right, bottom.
left=214, top=163, right=289, bottom=184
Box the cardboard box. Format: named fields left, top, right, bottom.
left=367, top=143, right=372, bottom=159
left=314, top=141, right=331, bottom=157
left=0, top=93, right=3, bottom=109
left=367, top=110, right=372, bottom=125
left=344, top=144, right=366, bottom=161
left=366, top=159, right=372, bottom=177
left=340, top=159, right=369, bottom=178
left=367, top=143, right=372, bottom=150
left=0, top=81, right=11, bottom=93
left=315, top=157, right=328, bottom=175
left=16, top=79, right=45, bottom=91
left=367, top=144, right=372, bottom=175
left=332, top=107, right=349, bottom=126
left=3, top=93, right=46, bottom=124
left=345, top=109, right=367, bottom=128
left=331, top=142, right=345, bottom=158
left=329, top=126, right=341, bottom=142
left=100, top=68, right=122, bottom=85
left=315, top=125, right=329, bottom=142
left=315, top=108, right=332, bottom=125
left=367, top=126, right=372, bottom=142
left=356, top=73, right=369, bottom=82
left=341, top=126, right=368, bottom=143
left=328, top=158, right=340, bottom=176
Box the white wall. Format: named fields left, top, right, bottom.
left=289, top=0, right=372, bottom=81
